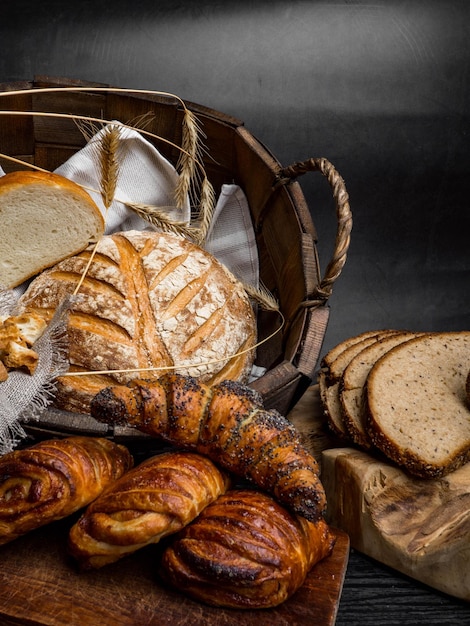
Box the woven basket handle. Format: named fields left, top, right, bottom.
left=277, top=157, right=352, bottom=301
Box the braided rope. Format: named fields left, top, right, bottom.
left=276, top=157, right=352, bottom=301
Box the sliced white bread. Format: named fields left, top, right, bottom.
left=340, top=331, right=422, bottom=449
left=0, top=170, right=104, bottom=289
left=319, top=329, right=400, bottom=439
left=365, top=331, right=470, bottom=478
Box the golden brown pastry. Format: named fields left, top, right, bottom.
left=160, top=489, right=336, bottom=609
left=68, top=451, right=230, bottom=569
left=0, top=312, right=47, bottom=377
left=91, top=373, right=327, bottom=521
left=18, top=229, right=256, bottom=413
left=0, top=436, right=133, bottom=545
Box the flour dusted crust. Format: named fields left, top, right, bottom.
left=19, top=230, right=257, bottom=414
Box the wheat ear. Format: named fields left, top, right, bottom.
left=99, top=124, right=121, bottom=209
left=194, top=176, right=216, bottom=244
left=175, top=108, right=200, bottom=210
left=125, top=202, right=199, bottom=240
left=243, top=282, right=280, bottom=312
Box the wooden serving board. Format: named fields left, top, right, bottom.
left=0, top=385, right=349, bottom=624
left=0, top=518, right=349, bottom=626
left=289, top=385, right=470, bottom=602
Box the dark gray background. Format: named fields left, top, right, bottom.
left=2, top=0, right=469, bottom=367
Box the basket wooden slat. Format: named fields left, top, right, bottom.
left=0, top=76, right=352, bottom=440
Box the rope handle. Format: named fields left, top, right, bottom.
left=276, top=157, right=352, bottom=301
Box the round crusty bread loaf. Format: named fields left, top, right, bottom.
left=365, top=331, right=470, bottom=478
left=0, top=170, right=104, bottom=289
left=18, top=230, right=257, bottom=414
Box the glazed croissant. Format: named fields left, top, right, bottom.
left=90, top=373, right=326, bottom=521
left=68, top=451, right=230, bottom=569
left=160, top=489, right=336, bottom=609
left=0, top=436, right=133, bottom=545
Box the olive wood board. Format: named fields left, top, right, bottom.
left=0, top=517, right=349, bottom=626
left=289, top=386, right=470, bottom=602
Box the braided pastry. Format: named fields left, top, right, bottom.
left=91, top=373, right=327, bottom=521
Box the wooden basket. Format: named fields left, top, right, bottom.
left=0, top=76, right=352, bottom=442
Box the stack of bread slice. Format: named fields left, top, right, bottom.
left=319, top=330, right=470, bottom=478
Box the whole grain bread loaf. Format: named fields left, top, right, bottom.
left=365, top=331, right=470, bottom=478
left=18, top=230, right=257, bottom=414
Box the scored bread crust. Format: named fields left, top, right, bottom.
left=365, top=331, right=470, bottom=478
left=0, top=170, right=104, bottom=288
left=19, top=230, right=257, bottom=414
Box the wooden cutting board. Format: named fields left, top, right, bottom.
left=321, top=447, right=470, bottom=602
left=0, top=517, right=349, bottom=626
left=288, top=384, right=470, bottom=602
left=1, top=386, right=351, bottom=626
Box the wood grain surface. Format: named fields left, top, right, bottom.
left=290, top=386, right=470, bottom=625
left=0, top=516, right=349, bottom=626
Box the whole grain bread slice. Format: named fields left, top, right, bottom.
left=320, top=329, right=387, bottom=373
left=318, top=329, right=400, bottom=439
left=365, top=331, right=470, bottom=478
left=466, top=370, right=470, bottom=407
left=340, top=331, right=423, bottom=449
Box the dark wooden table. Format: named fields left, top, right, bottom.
left=335, top=548, right=470, bottom=626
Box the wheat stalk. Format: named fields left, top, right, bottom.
left=175, top=108, right=201, bottom=210
left=194, top=176, right=216, bottom=244
left=125, top=202, right=200, bottom=240
left=243, top=282, right=280, bottom=312
left=98, top=124, right=121, bottom=210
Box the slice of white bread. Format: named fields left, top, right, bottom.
left=318, top=329, right=400, bottom=439
left=0, top=170, right=104, bottom=289
left=340, top=331, right=423, bottom=449
left=365, top=331, right=470, bottom=478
